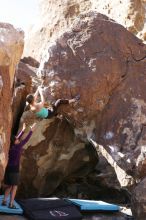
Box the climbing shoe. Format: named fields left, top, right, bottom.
left=1, top=200, right=7, bottom=206
left=8, top=204, right=17, bottom=209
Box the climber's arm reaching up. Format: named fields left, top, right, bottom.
left=35, top=87, right=45, bottom=109
left=33, top=88, right=40, bottom=102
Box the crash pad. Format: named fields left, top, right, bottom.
left=65, top=198, right=120, bottom=212
left=0, top=195, right=23, bottom=214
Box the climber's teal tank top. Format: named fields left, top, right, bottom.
left=36, top=107, right=48, bottom=118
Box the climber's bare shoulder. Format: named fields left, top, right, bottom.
left=34, top=102, right=44, bottom=111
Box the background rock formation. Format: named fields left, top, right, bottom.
left=91, top=0, right=146, bottom=40
left=12, top=61, right=33, bottom=134
left=0, top=23, right=24, bottom=182
left=12, top=56, right=41, bottom=135
left=23, top=0, right=146, bottom=61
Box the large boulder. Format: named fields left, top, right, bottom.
left=23, top=0, right=146, bottom=61
left=19, top=12, right=146, bottom=201
left=0, top=23, right=24, bottom=181
left=36, top=11, right=146, bottom=187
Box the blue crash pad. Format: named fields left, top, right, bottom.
left=66, top=199, right=120, bottom=211
left=0, top=195, right=23, bottom=214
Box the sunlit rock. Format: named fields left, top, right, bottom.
left=0, top=23, right=24, bottom=181
left=24, top=0, right=146, bottom=61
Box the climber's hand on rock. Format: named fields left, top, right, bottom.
left=30, top=123, right=36, bottom=131
left=38, top=86, right=43, bottom=93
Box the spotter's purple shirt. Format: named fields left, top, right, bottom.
left=7, top=130, right=32, bottom=169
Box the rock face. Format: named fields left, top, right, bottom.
left=19, top=12, right=146, bottom=203
left=131, top=177, right=146, bottom=220
left=18, top=115, right=97, bottom=197
left=0, top=23, right=24, bottom=182
left=91, top=0, right=146, bottom=40
left=23, top=0, right=146, bottom=61
left=23, top=0, right=92, bottom=61
left=21, top=56, right=40, bottom=68
left=36, top=11, right=145, bottom=187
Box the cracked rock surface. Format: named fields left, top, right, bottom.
left=19, top=12, right=146, bottom=202
left=37, top=11, right=146, bottom=186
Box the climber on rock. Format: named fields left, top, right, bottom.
left=2, top=122, right=36, bottom=209
left=25, top=86, right=80, bottom=119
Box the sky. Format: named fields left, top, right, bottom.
left=0, top=0, right=39, bottom=32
